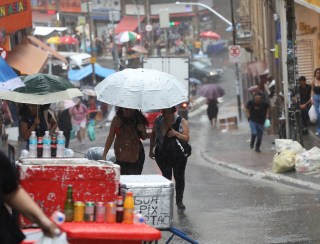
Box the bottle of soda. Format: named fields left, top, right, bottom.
left=37, top=137, right=43, bottom=158
left=51, top=136, right=57, bottom=157
left=64, top=184, right=74, bottom=222
left=123, top=192, right=134, bottom=224
left=116, top=195, right=124, bottom=223
left=43, top=131, right=51, bottom=158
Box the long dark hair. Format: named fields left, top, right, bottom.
left=116, top=107, right=148, bottom=127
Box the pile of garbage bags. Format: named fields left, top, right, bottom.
left=272, top=139, right=320, bottom=173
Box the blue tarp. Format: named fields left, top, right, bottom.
left=68, top=64, right=115, bottom=81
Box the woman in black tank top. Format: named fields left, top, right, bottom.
left=311, top=68, right=320, bottom=135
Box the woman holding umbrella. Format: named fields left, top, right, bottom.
left=101, top=107, right=148, bottom=175
left=20, top=104, right=58, bottom=148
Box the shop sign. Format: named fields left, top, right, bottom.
left=0, top=0, right=28, bottom=18
left=0, top=0, right=32, bottom=33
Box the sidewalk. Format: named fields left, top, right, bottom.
left=198, top=99, right=320, bottom=191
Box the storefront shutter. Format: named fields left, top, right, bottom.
left=296, top=36, right=315, bottom=83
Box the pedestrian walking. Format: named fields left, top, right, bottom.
left=246, top=93, right=270, bottom=152
left=311, top=68, right=320, bottom=135
left=149, top=107, right=190, bottom=210
left=0, top=150, right=60, bottom=243
left=69, top=99, right=88, bottom=144
left=207, top=98, right=219, bottom=128
left=298, top=76, right=312, bottom=134
left=101, top=107, right=148, bottom=175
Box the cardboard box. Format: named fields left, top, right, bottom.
left=219, top=116, right=238, bottom=130
left=18, top=158, right=120, bottom=227
left=120, top=175, right=174, bottom=229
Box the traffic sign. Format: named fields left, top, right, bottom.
left=228, top=45, right=241, bottom=63
left=145, top=24, right=152, bottom=32
left=0, top=46, right=7, bottom=59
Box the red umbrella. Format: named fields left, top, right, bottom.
left=199, top=31, right=221, bottom=40
left=60, top=35, right=78, bottom=45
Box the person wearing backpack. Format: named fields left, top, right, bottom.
left=149, top=106, right=190, bottom=210
left=101, top=107, right=148, bottom=175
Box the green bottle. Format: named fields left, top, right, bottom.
left=64, top=184, right=74, bottom=222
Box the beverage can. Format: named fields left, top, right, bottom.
left=74, top=201, right=85, bottom=222
left=95, top=202, right=106, bottom=223
left=84, top=201, right=95, bottom=222
left=106, top=201, right=116, bottom=223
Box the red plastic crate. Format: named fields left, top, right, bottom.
left=18, top=158, right=120, bottom=227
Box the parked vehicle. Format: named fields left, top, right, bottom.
left=143, top=109, right=161, bottom=138
left=142, top=56, right=190, bottom=120
left=190, top=59, right=223, bottom=83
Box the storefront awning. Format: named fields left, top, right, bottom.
left=115, top=16, right=144, bottom=34
left=295, top=0, right=320, bottom=13
left=68, top=64, right=115, bottom=81
left=33, top=26, right=68, bottom=36
left=6, top=42, right=49, bottom=75
left=27, top=36, right=68, bottom=64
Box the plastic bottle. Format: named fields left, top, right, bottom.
left=51, top=211, right=66, bottom=225
left=37, top=137, right=43, bottom=158
left=51, top=136, right=57, bottom=157
left=123, top=192, right=134, bottom=224
left=43, top=131, right=51, bottom=158
left=57, top=131, right=65, bottom=158
left=64, top=184, right=74, bottom=222
left=28, top=131, right=37, bottom=157
left=116, top=196, right=124, bottom=223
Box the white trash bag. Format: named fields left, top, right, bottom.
left=274, top=139, right=305, bottom=154
left=308, top=105, right=317, bottom=123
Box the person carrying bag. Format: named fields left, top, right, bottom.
left=149, top=106, right=191, bottom=210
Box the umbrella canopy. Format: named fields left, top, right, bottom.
left=0, top=56, right=25, bottom=91
left=131, top=45, right=148, bottom=54
left=198, top=84, right=225, bottom=100
left=115, top=31, right=137, bottom=43
left=46, top=36, right=61, bottom=45
left=0, top=73, right=83, bottom=104
left=60, top=35, right=78, bottom=45
left=82, top=88, right=96, bottom=97
left=50, top=99, right=76, bottom=111
left=95, top=68, right=188, bottom=110
left=199, top=31, right=221, bottom=40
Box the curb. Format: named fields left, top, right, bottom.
left=200, top=149, right=320, bottom=191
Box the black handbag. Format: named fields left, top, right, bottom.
left=163, top=116, right=192, bottom=159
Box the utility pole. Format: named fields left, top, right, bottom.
left=110, top=10, right=119, bottom=70
left=286, top=0, right=303, bottom=144
left=87, top=1, right=96, bottom=85
left=230, top=0, right=242, bottom=122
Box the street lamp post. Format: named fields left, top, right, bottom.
left=87, top=1, right=96, bottom=85
left=176, top=1, right=242, bottom=121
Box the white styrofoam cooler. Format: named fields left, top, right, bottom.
left=120, top=174, right=174, bottom=229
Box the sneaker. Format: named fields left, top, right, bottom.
left=255, top=148, right=261, bottom=153
left=250, top=143, right=254, bottom=149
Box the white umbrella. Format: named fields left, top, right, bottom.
left=95, top=68, right=188, bottom=110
